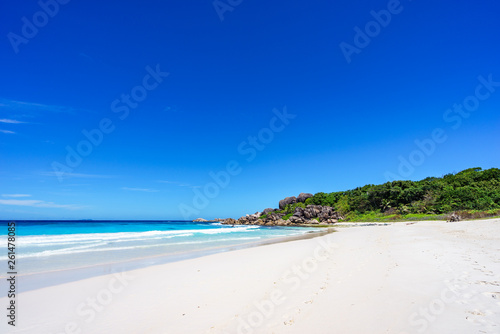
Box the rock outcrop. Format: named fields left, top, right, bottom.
left=259, top=212, right=286, bottom=225
left=222, top=205, right=340, bottom=226
left=220, top=192, right=341, bottom=227
left=290, top=205, right=340, bottom=224
left=297, top=193, right=313, bottom=203
left=279, top=196, right=297, bottom=210
left=223, top=218, right=237, bottom=225
left=193, top=218, right=227, bottom=223
left=447, top=212, right=461, bottom=222
left=262, top=208, right=275, bottom=215
left=278, top=192, right=313, bottom=209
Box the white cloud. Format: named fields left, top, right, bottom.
left=0, top=199, right=82, bottom=210
left=122, top=187, right=159, bottom=192
left=2, top=194, right=31, bottom=198
left=0, top=119, right=25, bottom=124
left=0, top=130, right=15, bottom=134
left=157, top=180, right=200, bottom=189
left=0, top=98, right=94, bottom=115
left=41, top=172, right=115, bottom=179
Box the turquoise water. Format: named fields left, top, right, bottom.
left=0, top=221, right=317, bottom=275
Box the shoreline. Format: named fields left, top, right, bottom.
left=2, top=219, right=499, bottom=333
left=9, top=227, right=335, bottom=293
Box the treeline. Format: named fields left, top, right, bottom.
left=301, top=167, right=500, bottom=220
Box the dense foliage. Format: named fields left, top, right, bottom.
left=293, top=167, right=500, bottom=221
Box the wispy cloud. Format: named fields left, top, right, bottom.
left=2, top=194, right=31, bottom=198
left=157, top=180, right=201, bottom=189
left=79, top=52, right=94, bottom=62
left=0, top=199, right=82, bottom=210
left=0, top=130, right=15, bottom=134
left=122, top=187, right=159, bottom=192
left=42, top=172, right=115, bottom=179
left=0, top=98, right=93, bottom=115
left=0, top=119, right=25, bottom=124
left=163, top=106, right=183, bottom=113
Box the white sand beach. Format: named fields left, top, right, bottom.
left=2, top=219, right=500, bottom=334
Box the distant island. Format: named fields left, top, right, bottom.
left=194, top=167, right=500, bottom=226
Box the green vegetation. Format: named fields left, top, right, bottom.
left=309, top=167, right=500, bottom=221
left=262, top=167, right=500, bottom=222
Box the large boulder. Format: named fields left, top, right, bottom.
left=238, top=214, right=261, bottom=225
left=274, top=219, right=288, bottom=226
left=321, top=206, right=342, bottom=222
left=279, top=196, right=297, bottom=210
left=288, top=215, right=305, bottom=224
left=246, top=212, right=261, bottom=219
left=223, top=218, right=237, bottom=225
left=291, top=205, right=340, bottom=223
left=318, top=206, right=336, bottom=220
left=260, top=212, right=284, bottom=225
left=262, top=208, right=275, bottom=215
left=223, top=203, right=341, bottom=227
left=293, top=207, right=304, bottom=217
left=447, top=212, right=461, bottom=222
left=269, top=212, right=284, bottom=220
left=193, top=218, right=208, bottom=222
left=297, top=193, right=313, bottom=203
left=306, top=205, right=323, bottom=217
left=237, top=217, right=249, bottom=225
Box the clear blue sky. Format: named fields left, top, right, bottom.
left=1, top=0, right=499, bottom=220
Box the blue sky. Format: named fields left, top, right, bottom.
left=1, top=0, right=499, bottom=220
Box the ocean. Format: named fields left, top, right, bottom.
left=0, top=220, right=319, bottom=276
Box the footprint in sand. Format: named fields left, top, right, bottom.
left=465, top=309, right=485, bottom=321
left=477, top=280, right=500, bottom=286
left=490, top=291, right=500, bottom=298
left=483, top=291, right=500, bottom=302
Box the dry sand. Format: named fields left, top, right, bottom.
left=2, top=218, right=499, bottom=334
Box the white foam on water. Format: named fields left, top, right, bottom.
left=0, top=236, right=264, bottom=260
left=0, top=226, right=267, bottom=260
left=3, top=226, right=259, bottom=247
